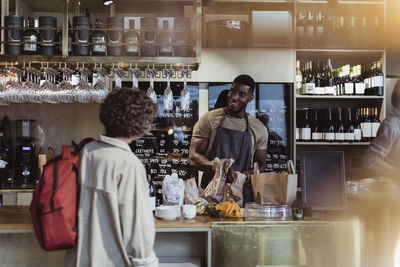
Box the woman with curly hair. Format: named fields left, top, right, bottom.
left=65, top=88, right=159, bottom=267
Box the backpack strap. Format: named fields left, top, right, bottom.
left=77, top=138, right=95, bottom=153
left=49, top=160, right=58, bottom=212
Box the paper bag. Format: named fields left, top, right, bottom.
left=184, top=177, right=199, bottom=204
left=202, top=158, right=234, bottom=203
left=251, top=160, right=297, bottom=205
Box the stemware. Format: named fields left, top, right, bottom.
left=3, top=67, right=24, bottom=103
left=163, top=69, right=173, bottom=112
left=74, top=68, right=92, bottom=103
left=92, top=68, right=109, bottom=103
left=58, top=67, right=75, bottom=103
left=180, top=69, right=190, bottom=111
left=40, top=67, right=59, bottom=103
left=147, top=69, right=157, bottom=104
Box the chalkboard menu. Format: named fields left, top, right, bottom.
left=209, top=83, right=293, bottom=172
left=130, top=82, right=199, bottom=204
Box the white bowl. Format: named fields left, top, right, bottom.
left=182, top=204, right=196, bottom=219
left=155, top=206, right=178, bottom=220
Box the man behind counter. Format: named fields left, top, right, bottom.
left=189, top=75, right=269, bottom=196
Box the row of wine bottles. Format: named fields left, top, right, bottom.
left=296, top=107, right=381, bottom=142
left=296, top=59, right=384, bottom=96
left=296, top=12, right=382, bottom=48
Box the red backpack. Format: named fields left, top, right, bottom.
left=30, top=138, right=93, bottom=251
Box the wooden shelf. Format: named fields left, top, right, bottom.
left=295, top=49, right=385, bottom=53
left=0, top=55, right=200, bottom=69
left=296, top=95, right=384, bottom=99
left=296, top=141, right=370, bottom=145
left=298, top=0, right=384, bottom=4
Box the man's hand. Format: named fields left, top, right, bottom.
left=226, top=167, right=237, bottom=183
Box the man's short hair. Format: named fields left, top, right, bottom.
left=233, top=74, right=255, bottom=93
left=99, top=88, right=158, bottom=138
left=392, top=79, right=400, bottom=108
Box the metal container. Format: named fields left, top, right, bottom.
left=39, top=16, right=57, bottom=55
left=73, top=16, right=91, bottom=56
left=141, top=17, right=157, bottom=57
left=5, top=15, right=23, bottom=55
left=107, top=17, right=124, bottom=56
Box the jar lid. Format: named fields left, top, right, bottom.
left=39, top=16, right=57, bottom=26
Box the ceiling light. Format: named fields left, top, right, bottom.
left=103, top=0, right=114, bottom=6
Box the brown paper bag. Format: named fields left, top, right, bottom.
left=251, top=160, right=297, bottom=205
left=184, top=177, right=199, bottom=204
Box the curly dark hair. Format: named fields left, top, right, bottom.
left=99, top=87, right=158, bottom=138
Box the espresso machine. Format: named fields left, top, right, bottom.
left=0, top=116, right=14, bottom=188
left=15, top=119, right=39, bottom=188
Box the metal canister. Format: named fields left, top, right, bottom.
left=107, top=17, right=124, bottom=56
left=73, top=16, right=91, bottom=56
left=141, top=17, right=157, bottom=57
left=39, top=16, right=57, bottom=55
left=5, top=15, right=23, bottom=55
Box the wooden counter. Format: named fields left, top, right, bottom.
left=0, top=205, right=213, bottom=231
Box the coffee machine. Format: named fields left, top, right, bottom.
left=15, top=119, right=39, bottom=188
left=0, top=116, right=14, bottom=188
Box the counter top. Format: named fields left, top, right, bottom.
left=0, top=206, right=213, bottom=230
left=0, top=205, right=359, bottom=232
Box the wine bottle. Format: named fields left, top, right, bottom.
left=325, top=59, right=335, bottom=95
left=311, top=109, right=322, bottom=142
left=300, top=108, right=311, bottom=141
left=315, top=61, right=324, bottom=95
left=325, top=107, right=335, bottom=142
left=361, top=108, right=372, bottom=141
left=354, top=65, right=365, bottom=95
left=344, top=65, right=354, bottom=95
left=371, top=107, right=381, bottom=138
left=305, top=61, right=315, bottom=95
left=335, top=107, right=345, bottom=142
left=344, top=107, right=355, bottom=142
left=354, top=108, right=362, bottom=142
left=373, top=61, right=384, bottom=96
left=296, top=60, right=302, bottom=95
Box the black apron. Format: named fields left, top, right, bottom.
left=201, top=110, right=253, bottom=204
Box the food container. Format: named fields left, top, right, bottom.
left=243, top=202, right=292, bottom=221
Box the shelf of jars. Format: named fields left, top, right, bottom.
left=1, top=0, right=202, bottom=68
